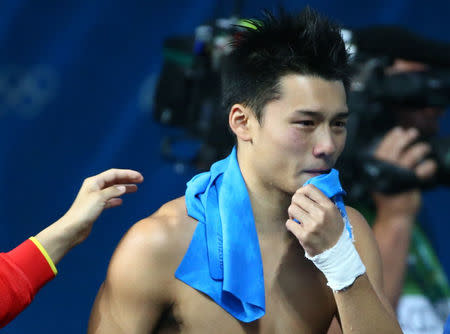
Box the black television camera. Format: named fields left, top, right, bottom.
left=153, top=17, right=245, bottom=169
left=336, top=26, right=450, bottom=203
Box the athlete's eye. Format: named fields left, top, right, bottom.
left=333, top=120, right=347, bottom=127
left=294, top=120, right=315, bottom=127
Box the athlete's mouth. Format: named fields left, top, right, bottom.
left=303, top=168, right=331, bottom=175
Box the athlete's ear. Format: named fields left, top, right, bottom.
left=228, top=104, right=255, bottom=142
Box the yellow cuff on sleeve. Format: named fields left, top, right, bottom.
left=29, top=237, right=58, bottom=276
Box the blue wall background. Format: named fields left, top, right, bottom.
left=1, top=1, right=449, bottom=332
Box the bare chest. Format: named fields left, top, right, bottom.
left=169, top=240, right=337, bottom=334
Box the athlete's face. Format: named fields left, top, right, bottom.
left=248, top=74, right=348, bottom=194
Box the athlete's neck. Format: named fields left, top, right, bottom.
left=237, top=149, right=292, bottom=236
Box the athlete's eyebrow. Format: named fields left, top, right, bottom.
left=293, top=109, right=350, bottom=118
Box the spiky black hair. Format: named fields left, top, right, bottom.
left=221, top=7, right=350, bottom=121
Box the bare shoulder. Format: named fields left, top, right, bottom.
left=88, top=199, right=199, bottom=332
left=115, top=196, right=197, bottom=269
left=129, top=196, right=196, bottom=248
left=345, top=206, right=396, bottom=317
left=345, top=206, right=384, bottom=289
left=345, top=206, right=380, bottom=255
left=105, top=196, right=197, bottom=301
left=345, top=206, right=381, bottom=271
left=345, top=206, right=375, bottom=244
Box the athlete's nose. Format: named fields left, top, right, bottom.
left=312, top=127, right=337, bottom=158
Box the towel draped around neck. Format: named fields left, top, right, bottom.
left=175, top=147, right=352, bottom=322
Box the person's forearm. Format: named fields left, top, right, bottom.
left=372, top=214, right=412, bottom=307
left=334, top=274, right=402, bottom=334
left=34, top=216, right=81, bottom=265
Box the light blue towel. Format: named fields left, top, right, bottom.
left=175, top=147, right=352, bottom=322
left=303, top=169, right=353, bottom=241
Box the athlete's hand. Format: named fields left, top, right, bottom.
left=285, top=184, right=343, bottom=257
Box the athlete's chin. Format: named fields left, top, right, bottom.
left=288, top=173, right=325, bottom=192
left=285, top=178, right=309, bottom=194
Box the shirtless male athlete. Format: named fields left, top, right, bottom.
left=88, top=8, right=402, bottom=334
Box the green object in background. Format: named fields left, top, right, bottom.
left=238, top=19, right=259, bottom=30
left=357, top=205, right=450, bottom=302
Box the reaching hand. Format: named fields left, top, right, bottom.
left=61, top=168, right=144, bottom=245
left=35, top=169, right=144, bottom=264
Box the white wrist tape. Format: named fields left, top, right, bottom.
left=304, top=226, right=366, bottom=291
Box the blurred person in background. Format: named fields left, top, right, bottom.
left=370, top=59, right=448, bottom=334
left=328, top=26, right=450, bottom=334
left=0, top=168, right=143, bottom=328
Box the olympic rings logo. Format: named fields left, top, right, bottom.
left=0, top=65, right=59, bottom=119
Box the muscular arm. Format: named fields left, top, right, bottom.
left=286, top=186, right=401, bottom=333
left=331, top=207, right=401, bottom=334
left=372, top=206, right=414, bottom=306
left=370, top=126, right=436, bottom=307
left=88, top=218, right=176, bottom=333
